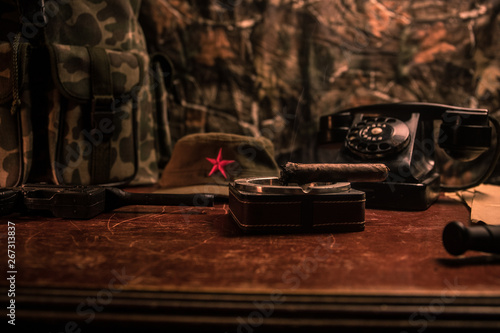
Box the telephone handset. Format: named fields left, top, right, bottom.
left=318, top=102, right=500, bottom=210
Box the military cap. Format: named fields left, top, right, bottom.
left=157, top=133, right=280, bottom=196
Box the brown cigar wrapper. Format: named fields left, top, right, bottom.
left=280, top=163, right=389, bottom=184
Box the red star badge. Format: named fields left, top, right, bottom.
left=206, top=148, right=235, bottom=179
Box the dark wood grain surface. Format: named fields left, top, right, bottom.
left=1, top=194, right=500, bottom=331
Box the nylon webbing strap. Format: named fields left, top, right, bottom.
left=87, top=47, right=113, bottom=184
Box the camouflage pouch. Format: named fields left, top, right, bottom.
left=0, top=0, right=171, bottom=187
left=46, top=44, right=146, bottom=185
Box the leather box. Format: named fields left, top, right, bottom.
left=228, top=181, right=365, bottom=233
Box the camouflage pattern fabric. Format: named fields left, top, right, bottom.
left=0, top=0, right=169, bottom=186
left=140, top=0, right=500, bottom=184
left=0, top=41, right=32, bottom=187
left=0, top=2, right=26, bottom=186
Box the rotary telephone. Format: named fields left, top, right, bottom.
left=318, top=102, right=500, bottom=210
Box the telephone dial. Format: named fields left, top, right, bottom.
left=318, top=102, right=500, bottom=210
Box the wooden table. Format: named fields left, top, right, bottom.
left=1, top=194, right=500, bottom=332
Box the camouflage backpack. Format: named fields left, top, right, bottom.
left=0, top=0, right=171, bottom=187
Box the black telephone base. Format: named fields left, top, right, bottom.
left=351, top=173, right=440, bottom=211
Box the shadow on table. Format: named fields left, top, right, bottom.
left=437, top=254, right=500, bottom=267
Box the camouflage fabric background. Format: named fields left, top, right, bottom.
left=139, top=0, right=500, bottom=182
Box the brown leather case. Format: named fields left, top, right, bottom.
left=228, top=184, right=365, bottom=233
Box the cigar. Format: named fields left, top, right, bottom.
left=279, top=162, right=389, bottom=185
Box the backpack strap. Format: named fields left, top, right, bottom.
left=16, top=0, right=47, bottom=45
left=87, top=46, right=114, bottom=184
